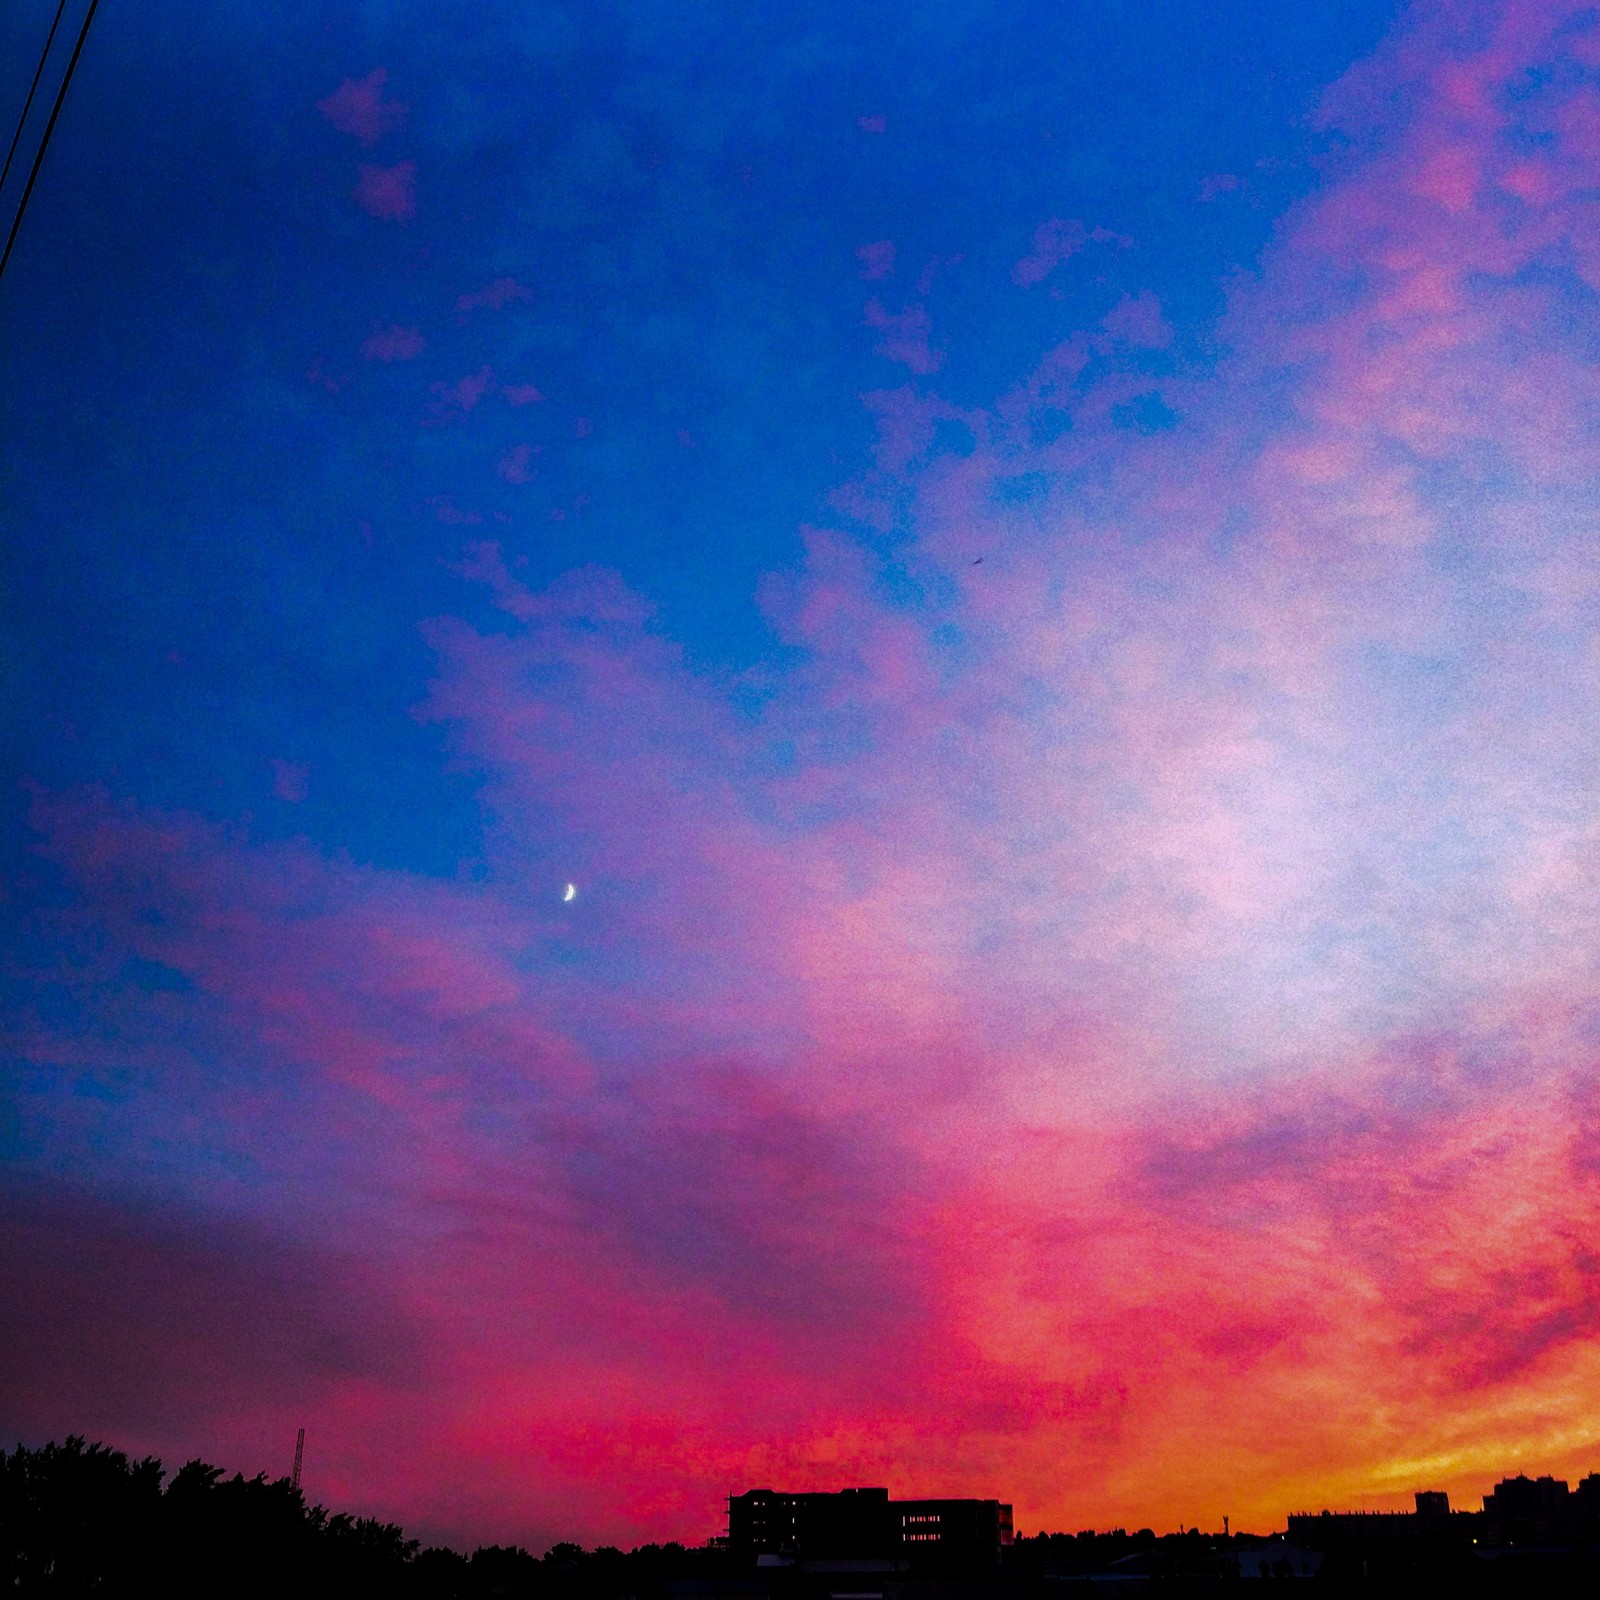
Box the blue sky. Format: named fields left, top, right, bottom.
left=2, top=0, right=1397, bottom=878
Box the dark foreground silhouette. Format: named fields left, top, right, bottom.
left=9, top=1438, right=1600, bottom=1597
left=0, top=1437, right=705, bottom=1598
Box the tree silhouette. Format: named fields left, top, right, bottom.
left=1, top=1438, right=416, bottom=1597
left=1, top=1436, right=162, bottom=1592
left=0, top=1438, right=730, bottom=1597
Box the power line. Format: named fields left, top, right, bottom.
left=0, top=0, right=101, bottom=290
left=0, top=0, right=70, bottom=198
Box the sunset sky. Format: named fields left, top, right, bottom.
left=8, top=0, right=1600, bottom=1553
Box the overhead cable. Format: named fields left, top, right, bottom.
left=0, top=0, right=70, bottom=199
left=0, top=0, right=102, bottom=289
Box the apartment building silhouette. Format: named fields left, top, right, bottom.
left=727, top=1488, right=1013, bottom=1572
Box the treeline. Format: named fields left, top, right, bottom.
left=1, top=1437, right=712, bottom=1598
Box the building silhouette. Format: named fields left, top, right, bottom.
left=727, top=1488, right=1012, bottom=1573
left=1483, top=1474, right=1573, bottom=1545
left=1287, top=1490, right=1471, bottom=1549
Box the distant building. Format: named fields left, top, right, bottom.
left=1236, top=1541, right=1322, bottom=1580
left=1483, top=1475, right=1572, bottom=1545
left=1286, top=1491, right=1478, bottom=1555
left=895, top=1498, right=1013, bottom=1569
left=1576, top=1473, right=1600, bottom=1534
left=728, top=1489, right=892, bottom=1562
left=1285, top=1510, right=1421, bottom=1546
left=726, top=1488, right=1012, bottom=1571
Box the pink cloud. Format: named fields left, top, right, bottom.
left=1097, top=290, right=1173, bottom=351
left=857, top=241, right=895, bottom=280
left=1012, top=217, right=1087, bottom=286
left=497, top=444, right=538, bottom=484
left=360, top=324, right=426, bottom=362
left=1012, top=217, right=1129, bottom=286
left=428, top=496, right=482, bottom=524
left=857, top=114, right=887, bottom=133
left=317, top=67, right=408, bottom=146
left=353, top=161, right=416, bottom=221
left=305, top=357, right=349, bottom=394
left=863, top=299, right=943, bottom=374
left=270, top=760, right=309, bottom=803
left=457, top=277, right=533, bottom=313
left=430, top=367, right=496, bottom=416
left=501, top=382, right=544, bottom=406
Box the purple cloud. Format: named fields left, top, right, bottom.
left=270, top=760, right=308, bottom=802
left=1012, top=217, right=1087, bottom=286
left=429, top=368, right=496, bottom=417
left=1198, top=172, right=1243, bottom=201
left=497, top=444, right=537, bottom=483
left=361, top=324, right=426, bottom=362
left=1012, top=217, right=1129, bottom=285
left=1097, top=290, right=1172, bottom=350
left=856, top=240, right=895, bottom=280
left=317, top=67, right=408, bottom=146
left=457, top=278, right=533, bottom=313
left=862, top=299, right=943, bottom=374
left=353, top=161, right=416, bottom=221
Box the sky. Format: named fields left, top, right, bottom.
left=7, top=0, right=1600, bottom=1553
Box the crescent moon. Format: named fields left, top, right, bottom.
left=563, top=883, right=577, bottom=902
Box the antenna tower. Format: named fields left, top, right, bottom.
left=292, top=1428, right=305, bottom=1491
